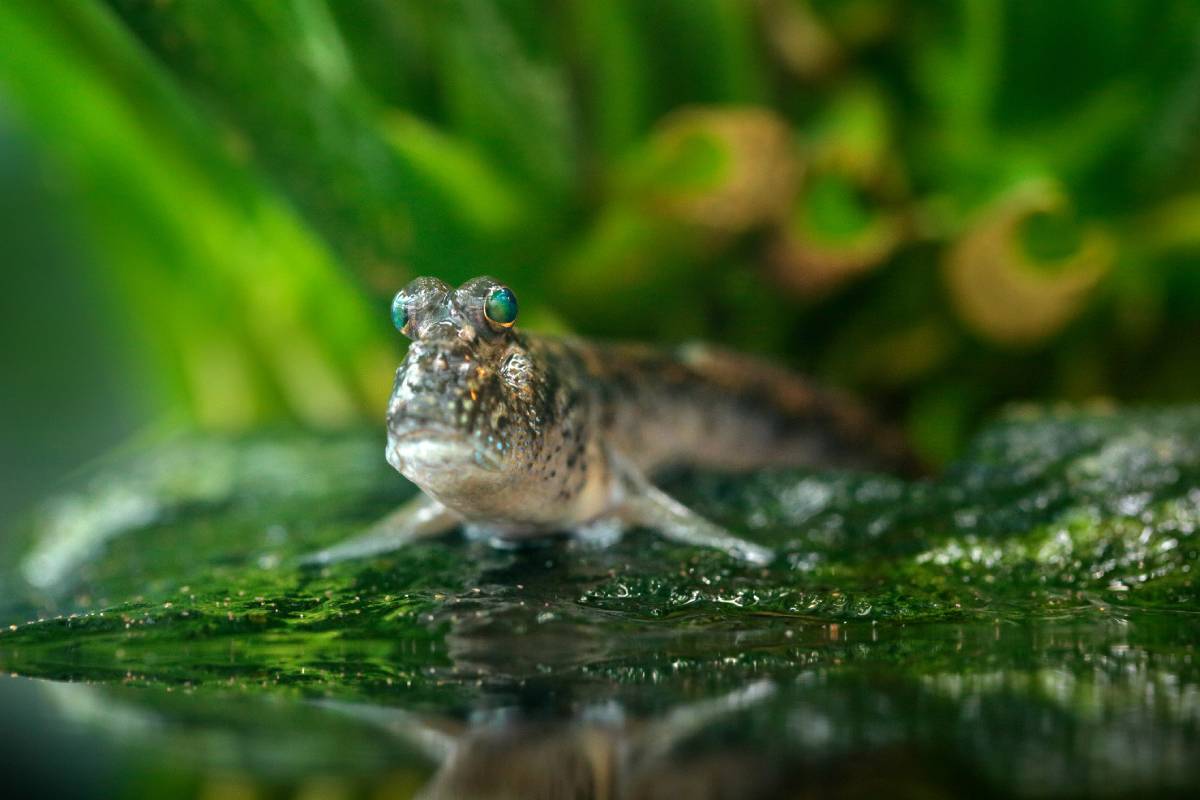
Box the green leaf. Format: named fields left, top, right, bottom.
left=566, top=0, right=650, bottom=158
left=0, top=0, right=394, bottom=427
left=102, top=0, right=512, bottom=276
left=435, top=0, right=578, bottom=204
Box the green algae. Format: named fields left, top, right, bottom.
left=1, top=407, right=1199, bottom=798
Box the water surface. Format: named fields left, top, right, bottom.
left=1, top=408, right=1198, bottom=798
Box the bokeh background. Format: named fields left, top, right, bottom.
left=3, top=0, right=1200, bottom=528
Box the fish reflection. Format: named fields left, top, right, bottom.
left=318, top=680, right=784, bottom=800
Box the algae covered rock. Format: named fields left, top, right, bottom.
left=0, top=407, right=1197, bottom=798
left=1, top=406, right=1197, bottom=641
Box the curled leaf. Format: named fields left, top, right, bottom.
left=632, top=106, right=800, bottom=235
left=755, top=0, right=843, bottom=81
left=755, top=0, right=896, bottom=81
left=767, top=170, right=906, bottom=297
left=944, top=180, right=1115, bottom=346
left=766, top=84, right=907, bottom=297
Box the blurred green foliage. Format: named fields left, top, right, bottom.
left=2, top=0, right=1200, bottom=469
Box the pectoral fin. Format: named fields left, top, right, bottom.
left=300, top=492, right=459, bottom=566
left=636, top=680, right=776, bottom=763
left=610, top=453, right=775, bottom=565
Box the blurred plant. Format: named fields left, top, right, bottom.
left=631, top=106, right=799, bottom=235
left=944, top=179, right=1114, bottom=345
left=1, top=0, right=1199, bottom=467
left=767, top=81, right=908, bottom=297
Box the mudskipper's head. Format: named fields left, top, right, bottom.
left=385, top=276, right=544, bottom=512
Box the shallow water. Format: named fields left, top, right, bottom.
left=1, top=408, right=1198, bottom=798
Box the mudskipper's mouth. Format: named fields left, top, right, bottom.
left=387, top=426, right=503, bottom=473
left=389, top=424, right=462, bottom=443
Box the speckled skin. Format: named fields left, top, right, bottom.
left=304, top=276, right=912, bottom=566
left=382, top=276, right=911, bottom=539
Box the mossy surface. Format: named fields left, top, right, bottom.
left=1, top=408, right=1198, bottom=798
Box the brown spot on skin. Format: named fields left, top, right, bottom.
left=387, top=278, right=914, bottom=532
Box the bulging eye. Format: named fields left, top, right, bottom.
left=391, top=291, right=410, bottom=335
left=483, top=286, right=518, bottom=328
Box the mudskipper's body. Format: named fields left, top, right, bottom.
left=308, top=276, right=912, bottom=566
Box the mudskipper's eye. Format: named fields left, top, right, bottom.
left=483, top=286, right=518, bottom=328
left=391, top=291, right=410, bottom=335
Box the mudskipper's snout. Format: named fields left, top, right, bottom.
left=387, top=343, right=474, bottom=432
left=384, top=339, right=510, bottom=492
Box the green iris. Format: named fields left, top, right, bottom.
left=484, top=286, right=518, bottom=327
left=390, top=292, right=409, bottom=333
